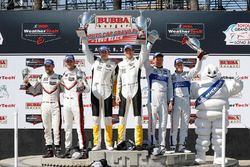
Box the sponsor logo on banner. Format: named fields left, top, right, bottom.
left=230, top=103, right=249, bottom=108
left=25, top=102, right=41, bottom=110
left=223, top=23, right=250, bottom=45
left=28, top=74, right=41, bottom=82
left=222, top=75, right=248, bottom=80
left=219, top=59, right=240, bottom=68
left=0, top=104, right=16, bottom=108
left=26, top=58, right=44, bottom=69
left=0, top=85, right=9, bottom=99
left=0, top=59, right=7, bottom=68
left=0, top=116, right=7, bottom=124
left=85, top=15, right=139, bottom=45
left=228, top=115, right=241, bottom=123
left=26, top=114, right=42, bottom=125
left=192, top=74, right=201, bottom=81
left=21, top=23, right=61, bottom=45
left=166, top=23, right=205, bottom=42
left=0, top=75, right=15, bottom=80
left=0, top=32, right=3, bottom=45
left=143, top=115, right=149, bottom=124
left=95, top=15, right=132, bottom=29
left=182, top=58, right=197, bottom=68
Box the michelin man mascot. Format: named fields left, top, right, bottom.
left=191, top=64, right=243, bottom=164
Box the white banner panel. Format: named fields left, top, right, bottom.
left=0, top=54, right=249, bottom=129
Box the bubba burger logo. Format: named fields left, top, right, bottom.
left=25, top=102, right=41, bottom=110
left=0, top=115, right=7, bottom=124
left=0, top=59, right=7, bottom=68
left=26, top=114, right=42, bottom=125
left=228, top=115, right=241, bottom=123
left=95, top=15, right=132, bottom=29
left=219, top=59, right=240, bottom=68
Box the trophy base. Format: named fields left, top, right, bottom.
left=136, top=36, right=146, bottom=44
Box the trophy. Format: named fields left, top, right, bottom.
left=181, top=35, right=208, bottom=59
left=76, top=70, right=84, bottom=92
left=20, top=68, right=30, bottom=90
left=133, top=11, right=151, bottom=44
left=76, top=11, right=95, bottom=38
left=147, top=30, right=160, bottom=44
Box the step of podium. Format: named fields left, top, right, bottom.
left=0, top=153, right=239, bottom=167
left=89, top=150, right=196, bottom=166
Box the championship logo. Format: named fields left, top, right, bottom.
left=21, top=23, right=61, bottom=45
left=0, top=59, right=7, bottom=68
left=26, top=114, right=42, bottom=125
left=223, top=23, right=250, bottom=45
left=0, top=116, right=7, bottom=124
left=228, top=115, right=241, bottom=123
left=26, top=58, right=45, bottom=69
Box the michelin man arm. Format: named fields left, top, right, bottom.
left=226, top=75, right=243, bottom=97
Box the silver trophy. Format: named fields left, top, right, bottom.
left=76, top=70, right=84, bottom=92
left=20, top=68, right=30, bottom=90
left=133, top=11, right=151, bottom=44
left=182, top=35, right=208, bottom=59
left=76, top=12, right=95, bottom=38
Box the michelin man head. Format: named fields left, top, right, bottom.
left=202, top=64, right=221, bottom=80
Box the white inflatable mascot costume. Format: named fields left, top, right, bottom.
left=191, top=64, right=243, bottom=164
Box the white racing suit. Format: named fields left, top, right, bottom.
left=117, top=44, right=148, bottom=146
left=191, top=65, right=243, bottom=164
left=82, top=42, right=117, bottom=148
left=61, top=67, right=90, bottom=150
left=144, top=42, right=173, bottom=146
left=170, top=59, right=203, bottom=149
left=146, top=65, right=173, bottom=147
left=26, top=73, right=62, bottom=147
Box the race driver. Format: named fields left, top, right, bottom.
left=25, top=59, right=63, bottom=158
left=60, top=55, right=90, bottom=159
left=145, top=52, right=173, bottom=155
left=116, top=43, right=148, bottom=150
left=170, top=50, right=206, bottom=153
left=81, top=38, right=118, bottom=151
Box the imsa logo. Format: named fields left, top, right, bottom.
left=95, top=15, right=132, bottom=29
left=0, top=116, right=7, bottom=124
left=219, top=59, right=240, bottom=68
left=25, top=102, right=41, bottom=110
left=0, top=59, right=7, bottom=68
left=228, top=115, right=241, bottom=123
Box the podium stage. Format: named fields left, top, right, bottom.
left=0, top=151, right=239, bottom=167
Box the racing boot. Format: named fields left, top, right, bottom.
left=54, top=145, right=62, bottom=158
left=43, top=145, right=53, bottom=158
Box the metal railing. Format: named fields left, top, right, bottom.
left=0, top=0, right=249, bottom=11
